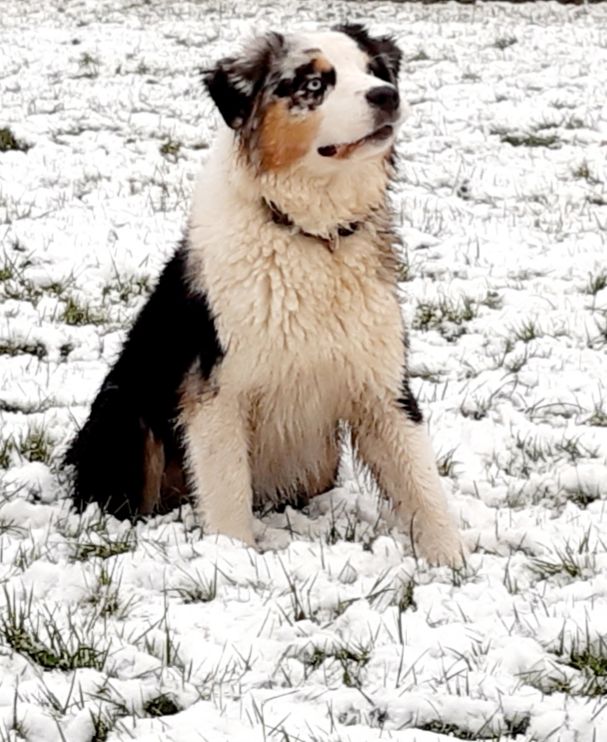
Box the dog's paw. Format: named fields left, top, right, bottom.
left=416, top=528, right=469, bottom=568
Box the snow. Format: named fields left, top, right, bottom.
left=1, top=1, right=607, bottom=740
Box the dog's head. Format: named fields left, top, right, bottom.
left=203, top=25, right=404, bottom=173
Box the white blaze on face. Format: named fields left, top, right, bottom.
left=291, top=31, right=405, bottom=168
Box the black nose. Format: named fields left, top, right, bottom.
left=365, top=85, right=399, bottom=114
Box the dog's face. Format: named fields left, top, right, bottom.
left=203, top=25, right=404, bottom=173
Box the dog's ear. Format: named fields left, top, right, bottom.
left=335, top=23, right=402, bottom=82
left=202, top=33, right=284, bottom=130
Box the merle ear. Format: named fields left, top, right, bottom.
left=335, top=23, right=402, bottom=81
left=202, top=33, right=284, bottom=130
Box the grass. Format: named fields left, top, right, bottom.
left=493, top=128, right=561, bottom=149
left=159, top=138, right=182, bottom=160
left=412, top=295, right=478, bottom=341
left=143, top=694, right=180, bottom=717
left=0, top=339, right=47, bottom=359
left=72, top=530, right=137, bottom=561
left=0, top=127, right=30, bottom=153
left=61, top=295, right=108, bottom=326
left=17, top=425, right=54, bottom=464
left=494, top=36, right=517, bottom=50
left=168, top=565, right=220, bottom=604
left=585, top=269, right=607, bottom=296
left=102, top=274, right=151, bottom=304
left=572, top=160, right=600, bottom=185
left=303, top=642, right=371, bottom=689
left=1, top=590, right=108, bottom=672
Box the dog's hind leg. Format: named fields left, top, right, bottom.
left=183, top=391, right=255, bottom=547
left=351, top=380, right=466, bottom=566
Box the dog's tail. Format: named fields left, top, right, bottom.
left=64, top=373, right=152, bottom=518
left=63, top=241, right=224, bottom=518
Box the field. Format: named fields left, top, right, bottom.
left=1, top=1, right=606, bottom=740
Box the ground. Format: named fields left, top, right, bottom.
left=1, top=1, right=607, bottom=740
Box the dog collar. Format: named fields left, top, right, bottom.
left=263, top=199, right=359, bottom=251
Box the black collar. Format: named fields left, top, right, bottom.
left=263, top=199, right=360, bottom=250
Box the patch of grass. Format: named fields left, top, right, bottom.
left=1, top=590, right=108, bottom=671
left=436, top=448, right=458, bottom=478
left=511, top=319, right=542, bottom=343
left=0, top=127, right=30, bottom=153
left=572, top=160, right=599, bottom=184
left=72, top=531, right=136, bottom=561
left=78, top=51, right=100, bottom=78
left=143, top=693, right=180, bottom=717
left=494, top=36, right=517, bottom=50
left=585, top=269, right=607, bottom=296
left=102, top=274, right=151, bottom=304
left=61, top=296, right=107, bottom=326
left=168, top=566, right=219, bottom=604
left=159, top=138, right=182, bottom=160
left=17, top=426, right=53, bottom=464
left=0, top=339, right=47, bottom=359
left=413, top=296, right=478, bottom=341
left=494, top=129, right=561, bottom=149
left=84, top=564, right=136, bottom=619
left=531, top=543, right=590, bottom=581
left=408, top=49, right=429, bottom=62
left=304, top=642, right=371, bottom=689
left=566, top=644, right=607, bottom=696
left=587, top=401, right=607, bottom=427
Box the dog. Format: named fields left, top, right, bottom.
left=65, top=24, right=465, bottom=566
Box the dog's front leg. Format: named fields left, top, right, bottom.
left=352, top=384, right=466, bottom=566
left=184, top=391, right=255, bottom=547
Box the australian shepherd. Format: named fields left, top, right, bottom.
left=65, top=24, right=465, bottom=566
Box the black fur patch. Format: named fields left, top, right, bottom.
left=334, top=24, right=402, bottom=83
left=274, top=61, right=336, bottom=110
left=64, top=240, right=224, bottom=518
left=398, top=378, right=423, bottom=424
left=202, top=33, right=284, bottom=129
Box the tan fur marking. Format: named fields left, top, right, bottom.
left=259, top=101, right=320, bottom=172
left=312, top=55, right=333, bottom=73
left=140, top=430, right=164, bottom=514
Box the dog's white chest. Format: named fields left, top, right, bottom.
left=206, top=227, right=404, bottom=399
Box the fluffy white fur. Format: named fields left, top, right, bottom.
left=184, top=131, right=465, bottom=565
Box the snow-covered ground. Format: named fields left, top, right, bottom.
left=1, top=1, right=607, bottom=739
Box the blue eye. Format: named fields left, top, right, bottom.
left=305, top=78, right=323, bottom=93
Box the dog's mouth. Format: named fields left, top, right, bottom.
left=317, top=124, right=394, bottom=159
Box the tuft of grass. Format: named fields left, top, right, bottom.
left=102, top=274, right=151, bottom=304
left=168, top=566, right=219, bottom=604
left=587, top=401, right=607, bottom=427
left=143, top=693, right=180, bottom=717
left=585, top=269, right=607, bottom=296
left=494, top=36, right=517, bottom=50
left=572, top=160, right=599, bottom=184
left=408, top=49, right=429, bottom=62
left=495, top=129, right=561, bottom=149
left=436, top=448, right=458, bottom=478
left=530, top=541, right=592, bottom=581
left=78, top=51, right=100, bottom=78
left=0, top=437, right=15, bottom=469
left=511, top=319, right=542, bottom=344
left=1, top=590, right=108, bottom=671
left=84, top=563, right=136, bottom=619
left=0, top=339, right=47, bottom=359
left=303, top=642, right=371, bottom=689
left=0, top=127, right=30, bottom=153
left=17, top=426, right=53, bottom=464
left=61, top=296, right=107, bottom=326
left=72, top=531, right=136, bottom=562
left=413, top=296, right=478, bottom=341
left=159, top=138, right=182, bottom=160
